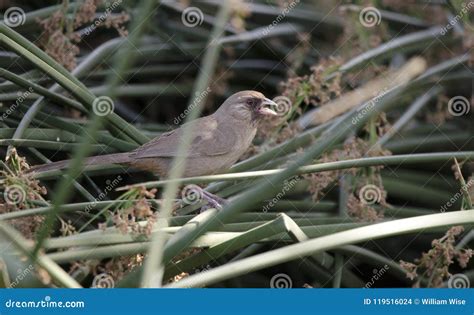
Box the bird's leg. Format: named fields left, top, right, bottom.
left=181, top=185, right=228, bottom=212
left=194, top=189, right=228, bottom=213
left=200, top=189, right=228, bottom=210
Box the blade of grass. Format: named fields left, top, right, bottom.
left=0, top=221, right=81, bottom=288
left=140, top=1, right=232, bottom=287
left=376, top=87, right=441, bottom=145
left=166, top=209, right=474, bottom=287
left=130, top=69, right=465, bottom=286
left=0, top=25, right=147, bottom=144
left=118, top=151, right=474, bottom=189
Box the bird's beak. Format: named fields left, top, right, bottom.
left=258, top=98, right=278, bottom=116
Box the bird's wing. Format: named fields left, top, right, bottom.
left=132, top=116, right=237, bottom=159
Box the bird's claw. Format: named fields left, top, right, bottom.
left=199, top=189, right=228, bottom=213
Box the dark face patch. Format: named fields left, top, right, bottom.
left=244, top=97, right=264, bottom=123
left=245, top=97, right=262, bottom=111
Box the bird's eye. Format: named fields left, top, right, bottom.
left=246, top=98, right=256, bottom=106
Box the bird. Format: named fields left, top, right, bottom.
left=31, top=90, right=278, bottom=178
left=32, top=90, right=278, bottom=209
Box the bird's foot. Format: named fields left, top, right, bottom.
left=181, top=185, right=228, bottom=213
left=200, top=190, right=228, bottom=212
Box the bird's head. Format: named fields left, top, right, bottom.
left=216, top=90, right=278, bottom=124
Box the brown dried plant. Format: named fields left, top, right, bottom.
left=0, top=148, right=47, bottom=239
left=256, top=57, right=342, bottom=145
left=400, top=226, right=473, bottom=287
left=100, top=186, right=158, bottom=237
left=37, top=0, right=129, bottom=70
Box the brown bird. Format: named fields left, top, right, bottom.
left=31, top=90, right=278, bottom=177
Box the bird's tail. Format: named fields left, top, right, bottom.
left=30, top=152, right=131, bottom=173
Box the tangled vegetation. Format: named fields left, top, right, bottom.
left=0, top=0, right=472, bottom=288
